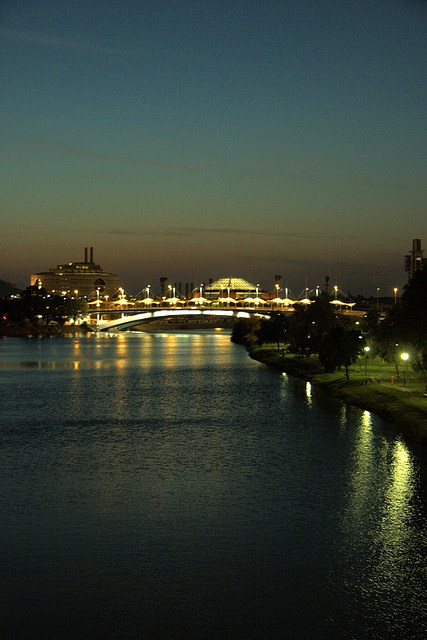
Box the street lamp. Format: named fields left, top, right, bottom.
left=393, top=287, right=398, bottom=304
left=364, top=346, right=370, bottom=376
left=376, top=287, right=380, bottom=311
left=96, top=288, right=101, bottom=324
left=401, top=352, right=409, bottom=387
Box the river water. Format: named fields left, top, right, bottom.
left=0, top=331, right=426, bottom=639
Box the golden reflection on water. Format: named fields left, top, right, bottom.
left=280, top=372, right=288, bottom=402
left=345, top=410, right=375, bottom=524
left=305, top=381, right=312, bottom=406
left=342, top=409, right=419, bottom=609
left=373, top=439, right=415, bottom=578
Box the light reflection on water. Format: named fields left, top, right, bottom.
left=338, top=409, right=426, bottom=637
left=305, top=381, right=312, bottom=405
left=0, top=333, right=426, bottom=640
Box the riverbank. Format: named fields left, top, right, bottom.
left=0, top=321, right=94, bottom=338
left=248, top=345, right=427, bottom=444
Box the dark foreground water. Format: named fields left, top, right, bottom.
left=0, top=332, right=426, bottom=640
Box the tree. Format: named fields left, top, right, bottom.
left=257, top=312, right=290, bottom=351
left=319, top=327, right=362, bottom=380
left=379, top=269, right=427, bottom=371
left=20, top=284, right=49, bottom=324
left=287, top=297, right=341, bottom=356
left=231, top=317, right=261, bottom=346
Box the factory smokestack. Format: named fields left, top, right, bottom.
left=160, top=277, right=168, bottom=297
left=90, top=247, right=94, bottom=263
left=84, top=247, right=88, bottom=263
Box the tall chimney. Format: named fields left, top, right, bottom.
left=84, top=247, right=88, bottom=263
left=90, top=247, right=94, bottom=263
left=160, top=277, right=168, bottom=297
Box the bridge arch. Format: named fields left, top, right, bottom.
left=96, top=308, right=269, bottom=332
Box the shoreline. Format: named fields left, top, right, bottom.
left=248, top=346, right=427, bottom=445
left=0, top=324, right=93, bottom=338
left=3, top=325, right=426, bottom=444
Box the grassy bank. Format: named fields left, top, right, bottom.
left=248, top=345, right=427, bottom=444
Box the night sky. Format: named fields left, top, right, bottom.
left=1, top=0, right=426, bottom=296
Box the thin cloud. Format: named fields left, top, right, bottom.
left=23, top=136, right=192, bottom=171
left=21, top=135, right=422, bottom=189
left=91, top=226, right=360, bottom=242
left=0, top=28, right=124, bottom=55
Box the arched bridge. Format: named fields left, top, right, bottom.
left=96, top=307, right=270, bottom=332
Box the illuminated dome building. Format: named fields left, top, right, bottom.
left=30, top=247, right=123, bottom=298
left=205, top=277, right=260, bottom=300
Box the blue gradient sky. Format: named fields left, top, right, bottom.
left=1, top=0, right=426, bottom=296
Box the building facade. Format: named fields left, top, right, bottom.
left=205, top=277, right=259, bottom=300
left=404, top=238, right=426, bottom=281
left=30, top=247, right=123, bottom=298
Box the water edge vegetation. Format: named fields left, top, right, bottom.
left=247, top=346, right=427, bottom=444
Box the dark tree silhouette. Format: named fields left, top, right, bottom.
left=379, top=269, right=427, bottom=371
left=319, top=327, right=362, bottom=380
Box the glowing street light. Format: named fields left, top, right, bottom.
left=393, top=287, right=398, bottom=304
left=401, top=352, right=409, bottom=387
left=364, top=346, right=370, bottom=376
left=96, top=287, right=101, bottom=324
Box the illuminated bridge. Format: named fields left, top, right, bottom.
left=95, top=306, right=271, bottom=332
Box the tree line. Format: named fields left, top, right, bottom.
left=232, top=269, right=427, bottom=378
left=0, top=284, right=88, bottom=333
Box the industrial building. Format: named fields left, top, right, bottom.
left=30, top=247, right=123, bottom=298
left=404, top=238, right=426, bottom=281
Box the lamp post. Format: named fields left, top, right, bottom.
left=96, top=288, right=100, bottom=324
left=401, top=352, right=409, bottom=387
left=393, top=287, right=398, bottom=304
left=364, top=346, right=370, bottom=376
left=376, top=287, right=380, bottom=311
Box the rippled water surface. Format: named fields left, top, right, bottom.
left=1, top=332, right=426, bottom=639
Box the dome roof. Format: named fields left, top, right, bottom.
left=205, top=277, right=258, bottom=292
